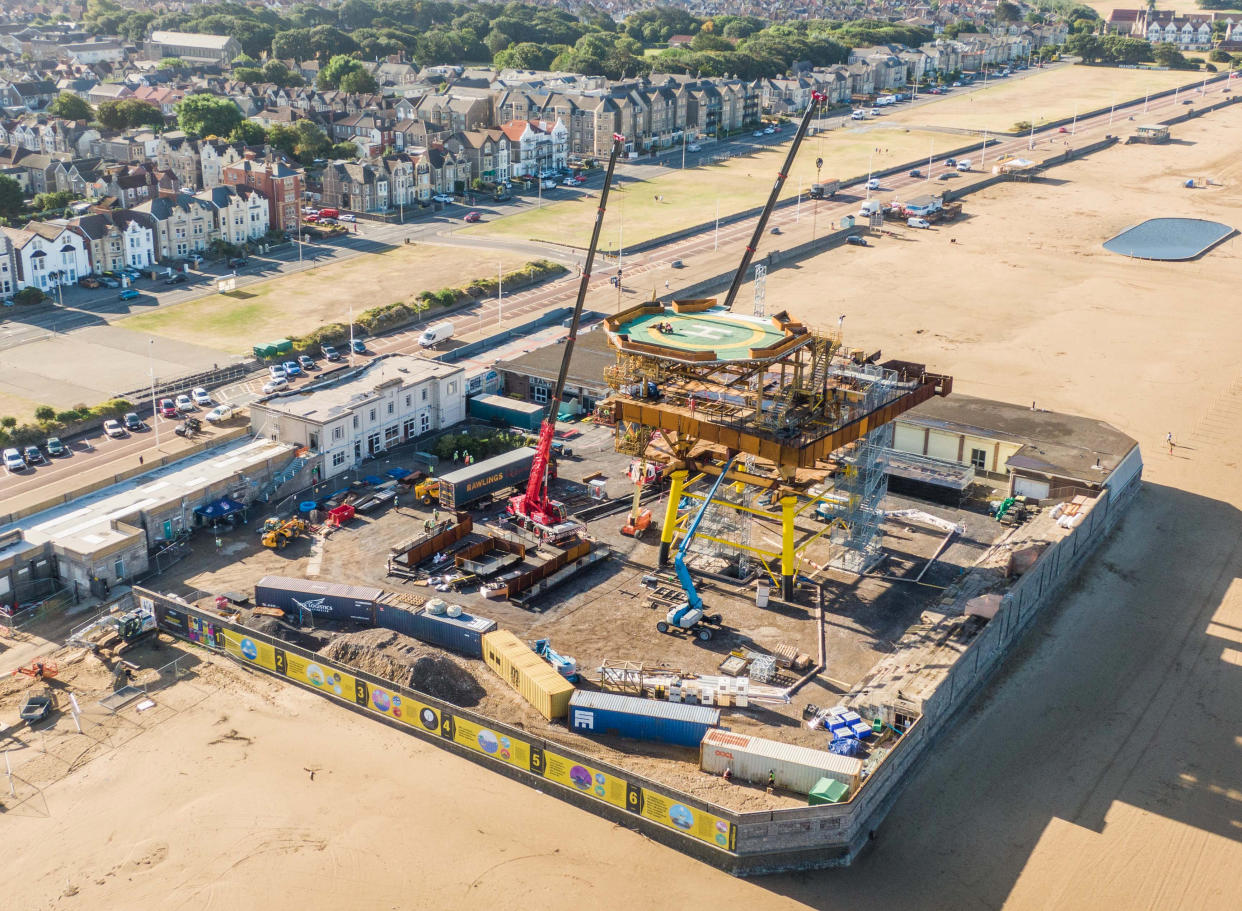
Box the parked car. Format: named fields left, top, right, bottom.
left=687, top=143, right=701, bottom=152
left=870, top=107, right=882, bottom=116
left=205, top=404, right=237, bottom=423
left=23, top=445, right=43, bottom=465
left=119, top=288, right=140, bottom=301
left=191, top=387, right=211, bottom=406
left=351, top=339, right=367, bottom=354
left=432, top=193, right=453, bottom=203
left=670, top=259, right=684, bottom=269
left=907, top=216, right=931, bottom=229
left=159, top=398, right=177, bottom=418
left=164, top=273, right=187, bottom=285
left=103, top=419, right=126, bottom=438
left=866, top=178, right=880, bottom=190
left=302, top=207, right=319, bottom=216
left=463, top=211, right=482, bottom=223
left=78, top=276, right=100, bottom=289
left=175, top=394, right=194, bottom=412
left=3, top=447, right=26, bottom=472
left=228, top=257, right=248, bottom=268
left=283, top=360, right=302, bottom=377
left=45, top=437, right=67, bottom=457
left=122, top=267, right=141, bottom=281
left=268, top=365, right=286, bottom=380
left=321, top=344, right=341, bottom=362
left=339, top=213, right=356, bottom=222
left=846, top=235, right=868, bottom=247
left=100, top=276, right=120, bottom=288
left=262, top=377, right=288, bottom=394
left=764, top=126, right=776, bottom=134
left=123, top=412, right=144, bottom=431
left=298, top=354, right=315, bottom=370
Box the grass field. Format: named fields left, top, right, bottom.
left=464, top=126, right=949, bottom=248
left=886, top=64, right=1207, bottom=133
left=121, top=244, right=527, bottom=353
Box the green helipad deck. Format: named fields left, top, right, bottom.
left=604, top=300, right=812, bottom=365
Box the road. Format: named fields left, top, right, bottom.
left=2, top=70, right=1227, bottom=509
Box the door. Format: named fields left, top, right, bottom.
left=1013, top=476, right=1049, bottom=499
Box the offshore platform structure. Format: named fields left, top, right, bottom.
left=600, top=93, right=952, bottom=599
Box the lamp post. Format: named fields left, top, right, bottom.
left=148, top=339, right=161, bottom=451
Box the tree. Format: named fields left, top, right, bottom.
left=330, top=140, right=360, bottom=159
left=691, top=31, right=732, bottom=52
left=338, top=0, right=378, bottom=30
left=31, top=191, right=75, bottom=212
left=157, top=56, right=186, bottom=71
left=1209, top=48, right=1232, bottom=63
left=339, top=69, right=379, bottom=94
left=996, top=1, right=1021, bottom=22
left=262, top=60, right=299, bottom=87
left=14, top=288, right=45, bottom=306
left=97, top=98, right=165, bottom=130
left=34, top=405, right=56, bottom=422
left=176, top=94, right=243, bottom=138
left=0, top=174, right=23, bottom=219
left=231, top=120, right=267, bottom=145
left=317, top=53, right=365, bottom=89
left=272, top=27, right=315, bottom=62
left=233, top=66, right=264, bottom=84
left=48, top=92, right=93, bottom=121
left=1152, top=42, right=1191, bottom=69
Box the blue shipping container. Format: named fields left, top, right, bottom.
left=568, top=691, right=720, bottom=747
left=379, top=607, right=496, bottom=659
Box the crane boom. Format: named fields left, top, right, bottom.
left=509, top=135, right=625, bottom=535
left=721, top=93, right=824, bottom=312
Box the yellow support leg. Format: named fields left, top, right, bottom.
left=780, top=494, right=797, bottom=600
left=659, top=469, right=687, bottom=567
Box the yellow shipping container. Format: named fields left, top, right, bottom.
left=482, top=629, right=575, bottom=720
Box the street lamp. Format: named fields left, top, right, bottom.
left=148, top=339, right=162, bottom=451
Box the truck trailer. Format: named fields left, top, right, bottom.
left=809, top=179, right=840, bottom=199
left=437, top=446, right=547, bottom=510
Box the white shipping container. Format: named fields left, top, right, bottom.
left=699, top=729, right=862, bottom=796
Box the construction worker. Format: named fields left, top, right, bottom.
left=433, top=508, right=441, bottom=524
left=768, top=769, right=776, bottom=790
left=424, top=519, right=432, bottom=534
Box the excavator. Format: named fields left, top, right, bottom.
left=11, top=657, right=58, bottom=679
left=506, top=133, right=625, bottom=542
left=261, top=516, right=308, bottom=548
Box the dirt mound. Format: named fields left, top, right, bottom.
left=317, top=629, right=486, bottom=707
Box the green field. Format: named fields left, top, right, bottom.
left=464, top=126, right=948, bottom=249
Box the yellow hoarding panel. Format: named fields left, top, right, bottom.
left=448, top=714, right=534, bottom=770
left=636, top=788, right=736, bottom=850
left=542, top=749, right=629, bottom=810
left=282, top=650, right=363, bottom=705
left=222, top=628, right=278, bottom=672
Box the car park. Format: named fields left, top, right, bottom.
left=45, top=437, right=67, bottom=457
left=192, top=387, right=211, bottom=406
left=165, top=273, right=187, bottom=285
left=119, top=288, right=139, bottom=301
left=321, top=344, right=341, bottom=361
left=124, top=412, right=144, bottom=431
left=175, top=394, right=194, bottom=412
left=205, top=404, right=237, bottom=423
left=463, top=211, right=482, bottom=223
left=103, top=419, right=126, bottom=438
left=23, top=445, right=43, bottom=465
left=352, top=339, right=367, bottom=354
left=262, top=377, right=288, bottom=394
left=159, top=398, right=177, bottom=418
left=3, top=448, right=26, bottom=472
left=283, top=360, right=302, bottom=377
left=298, top=354, right=315, bottom=370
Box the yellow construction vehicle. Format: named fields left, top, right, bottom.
left=261, top=517, right=308, bottom=548
left=413, top=478, right=440, bottom=505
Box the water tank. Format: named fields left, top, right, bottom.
left=446, top=604, right=463, bottom=618
left=426, top=598, right=447, bottom=615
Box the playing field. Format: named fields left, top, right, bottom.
left=120, top=244, right=527, bottom=354
left=885, top=64, right=1208, bottom=133
left=464, top=126, right=948, bottom=249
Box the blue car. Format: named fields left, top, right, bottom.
left=119, top=288, right=140, bottom=301
left=283, top=360, right=302, bottom=377
left=351, top=339, right=366, bottom=354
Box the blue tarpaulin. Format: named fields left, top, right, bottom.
left=194, top=497, right=245, bottom=519
left=362, top=474, right=385, bottom=485
left=386, top=467, right=412, bottom=480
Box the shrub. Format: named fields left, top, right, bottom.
left=0, top=416, right=15, bottom=428
left=34, top=405, right=56, bottom=422
left=14, top=287, right=45, bottom=306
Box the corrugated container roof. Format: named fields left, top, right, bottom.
left=417, top=608, right=496, bottom=633
left=473, top=393, right=543, bottom=415
left=483, top=630, right=575, bottom=693
left=570, top=690, right=720, bottom=726
left=438, top=447, right=536, bottom=485
left=702, top=729, right=863, bottom=777
left=256, top=575, right=384, bottom=601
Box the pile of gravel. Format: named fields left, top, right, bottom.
left=318, top=628, right=486, bottom=707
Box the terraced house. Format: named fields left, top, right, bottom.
left=132, top=192, right=218, bottom=260
left=1, top=221, right=89, bottom=292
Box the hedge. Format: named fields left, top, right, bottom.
left=0, top=397, right=133, bottom=447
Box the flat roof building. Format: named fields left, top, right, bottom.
left=249, top=355, right=466, bottom=481
left=146, top=31, right=240, bottom=64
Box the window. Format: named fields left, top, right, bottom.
left=405, top=394, right=411, bottom=407
left=384, top=426, right=399, bottom=443
left=387, top=402, right=394, bottom=415
left=352, top=415, right=359, bottom=429
left=970, top=448, right=988, bottom=471
left=421, top=388, right=427, bottom=402
left=333, top=426, right=343, bottom=440
left=332, top=451, right=346, bottom=467
left=369, top=408, right=376, bottom=422
left=403, top=419, right=416, bottom=438
left=420, top=412, right=430, bottom=433
left=447, top=381, right=457, bottom=395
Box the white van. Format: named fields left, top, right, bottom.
left=418, top=321, right=455, bottom=348
left=907, top=216, right=931, bottom=229
left=858, top=199, right=883, bottom=218
left=956, top=159, right=972, bottom=172
left=851, top=110, right=866, bottom=120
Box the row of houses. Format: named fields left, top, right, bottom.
left=1106, top=9, right=1238, bottom=51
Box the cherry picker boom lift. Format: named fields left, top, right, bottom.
left=506, top=134, right=626, bottom=541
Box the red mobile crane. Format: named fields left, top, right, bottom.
left=506, top=135, right=626, bottom=541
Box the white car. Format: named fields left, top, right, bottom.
left=3, top=447, right=26, bottom=472
left=175, top=394, right=194, bottom=412
left=752, top=130, right=764, bottom=137
left=262, top=377, right=289, bottom=394
left=303, top=207, right=319, bottom=216
left=866, top=178, right=880, bottom=190
left=339, top=213, right=356, bottom=222
left=907, top=216, right=931, bottom=229
left=870, top=107, right=882, bottom=116
left=432, top=193, right=453, bottom=203
left=103, top=419, right=126, bottom=438
left=764, top=126, right=775, bottom=134
left=205, top=404, right=237, bottom=423
left=192, top=387, right=212, bottom=406
left=268, top=365, right=286, bottom=380
left=687, top=143, right=701, bottom=152
left=851, top=110, right=866, bottom=120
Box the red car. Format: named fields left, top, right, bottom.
left=463, top=211, right=482, bottom=223
left=1057, top=126, right=1068, bottom=133
left=159, top=398, right=177, bottom=418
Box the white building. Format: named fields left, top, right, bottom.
left=198, top=185, right=269, bottom=245
left=0, top=232, right=15, bottom=298
left=249, top=355, right=467, bottom=480
left=1, top=221, right=90, bottom=292
left=500, top=118, right=569, bottom=178
left=115, top=211, right=158, bottom=268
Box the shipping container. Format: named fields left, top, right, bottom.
left=374, top=604, right=496, bottom=658
left=699, top=729, right=862, bottom=796
left=568, top=690, right=719, bottom=747
left=482, top=629, right=574, bottom=719
left=468, top=394, right=544, bottom=432
left=438, top=447, right=537, bottom=509
left=254, top=575, right=382, bottom=624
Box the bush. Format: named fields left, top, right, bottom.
left=34, top=405, right=56, bottom=422
left=0, top=416, right=15, bottom=428
left=14, top=287, right=45, bottom=306
left=1209, top=49, right=1231, bottom=63
left=1011, top=120, right=1032, bottom=132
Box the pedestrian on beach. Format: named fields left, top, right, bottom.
left=1167, top=432, right=1175, bottom=455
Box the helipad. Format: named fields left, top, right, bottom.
left=605, top=301, right=812, bottom=365
left=1103, top=217, right=1234, bottom=261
